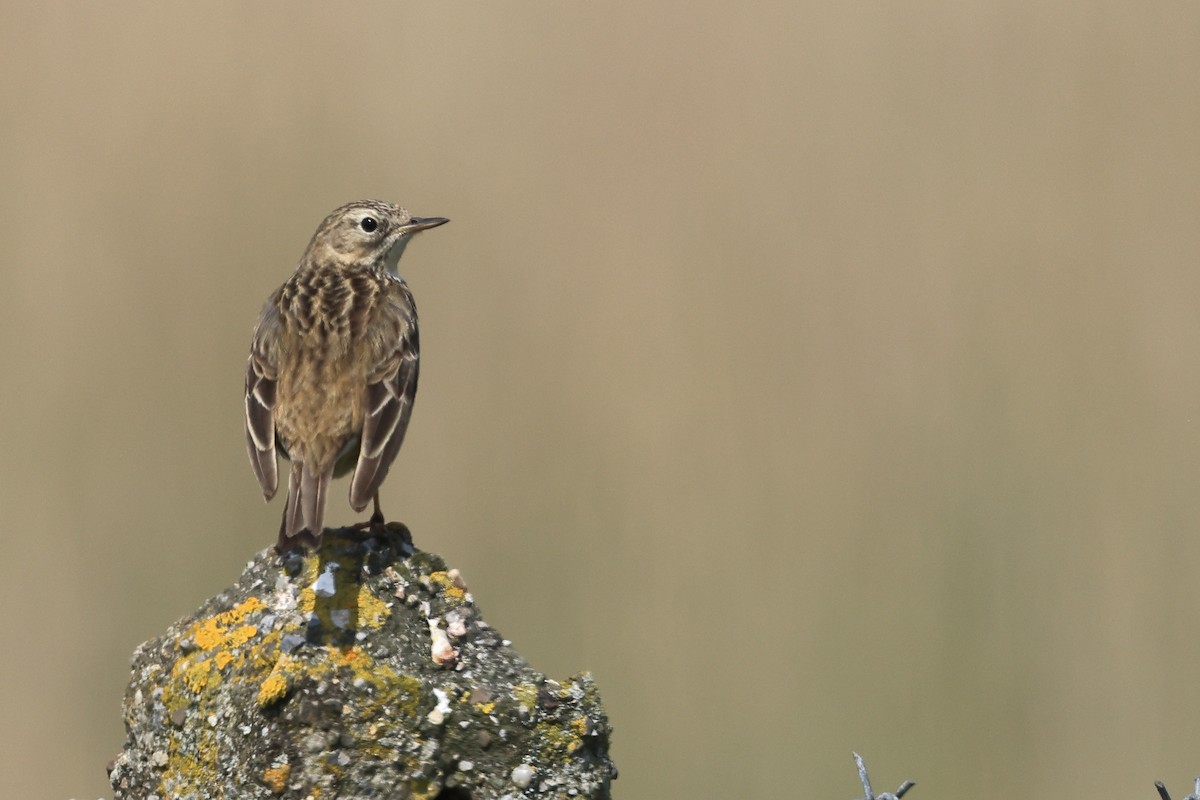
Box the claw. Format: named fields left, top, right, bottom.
left=351, top=494, right=387, bottom=531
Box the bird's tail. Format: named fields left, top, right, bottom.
left=277, top=460, right=331, bottom=553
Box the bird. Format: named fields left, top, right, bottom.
left=244, top=200, right=448, bottom=553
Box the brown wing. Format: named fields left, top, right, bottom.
left=245, top=295, right=282, bottom=500
left=348, top=282, right=419, bottom=512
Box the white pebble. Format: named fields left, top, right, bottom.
left=312, top=564, right=337, bottom=597
left=511, top=764, right=535, bottom=789
left=426, top=688, right=452, bottom=725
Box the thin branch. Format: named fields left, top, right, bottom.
left=1154, top=777, right=1200, bottom=800
left=852, top=752, right=915, bottom=800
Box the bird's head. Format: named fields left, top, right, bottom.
left=304, top=200, right=448, bottom=273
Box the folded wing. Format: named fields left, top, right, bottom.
left=349, top=285, right=419, bottom=512
left=245, top=298, right=282, bottom=500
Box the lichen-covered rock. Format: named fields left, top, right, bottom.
left=109, top=525, right=616, bottom=799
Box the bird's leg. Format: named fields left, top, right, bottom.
left=352, top=494, right=387, bottom=530
left=274, top=507, right=289, bottom=553
left=369, top=493, right=385, bottom=527
left=274, top=507, right=316, bottom=554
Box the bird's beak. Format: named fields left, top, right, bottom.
left=401, top=216, right=450, bottom=234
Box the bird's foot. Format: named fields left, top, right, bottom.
left=349, top=513, right=413, bottom=558
left=275, top=527, right=323, bottom=556
left=351, top=509, right=387, bottom=532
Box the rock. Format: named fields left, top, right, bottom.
left=109, top=525, right=615, bottom=799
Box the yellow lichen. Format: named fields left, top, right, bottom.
left=161, top=728, right=220, bottom=798
left=536, top=720, right=583, bottom=760
left=428, top=571, right=466, bottom=602
left=391, top=673, right=422, bottom=717
left=297, top=587, right=316, bottom=614
left=228, top=624, right=259, bottom=647
left=210, top=597, right=264, bottom=630
left=257, top=670, right=290, bottom=707
left=246, top=631, right=283, bottom=672
left=188, top=598, right=264, bottom=651
left=356, top=584, right=391, bottom=629
left=571, top=716, right=588, bottom=736
left=158, top=552, right=462, bottom=789
left=181, top=659, right=211, bottom=694
left=232, top=595, right=265, bottom=618
left=406, top=778, right=445, bottom=800
left=192, top=619, right=226, bottom=651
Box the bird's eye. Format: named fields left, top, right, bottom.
left=360, top=217, right=378, bottom=233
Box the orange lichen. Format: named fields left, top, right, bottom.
left=329, top=646, right=373, bottom=672
left=262, top=763, right=290, bottom=794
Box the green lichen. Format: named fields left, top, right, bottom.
left=513, top=681, right=539, bottom=713
left=535, top=719, right=584, bottom=761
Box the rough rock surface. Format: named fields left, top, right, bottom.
left=109, top=524, right=615, bottom=799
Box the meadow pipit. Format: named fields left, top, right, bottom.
left=244, top=200, right=448, bottom=552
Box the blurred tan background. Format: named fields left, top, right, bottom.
left=3, top=2, right=1199, bottom=798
